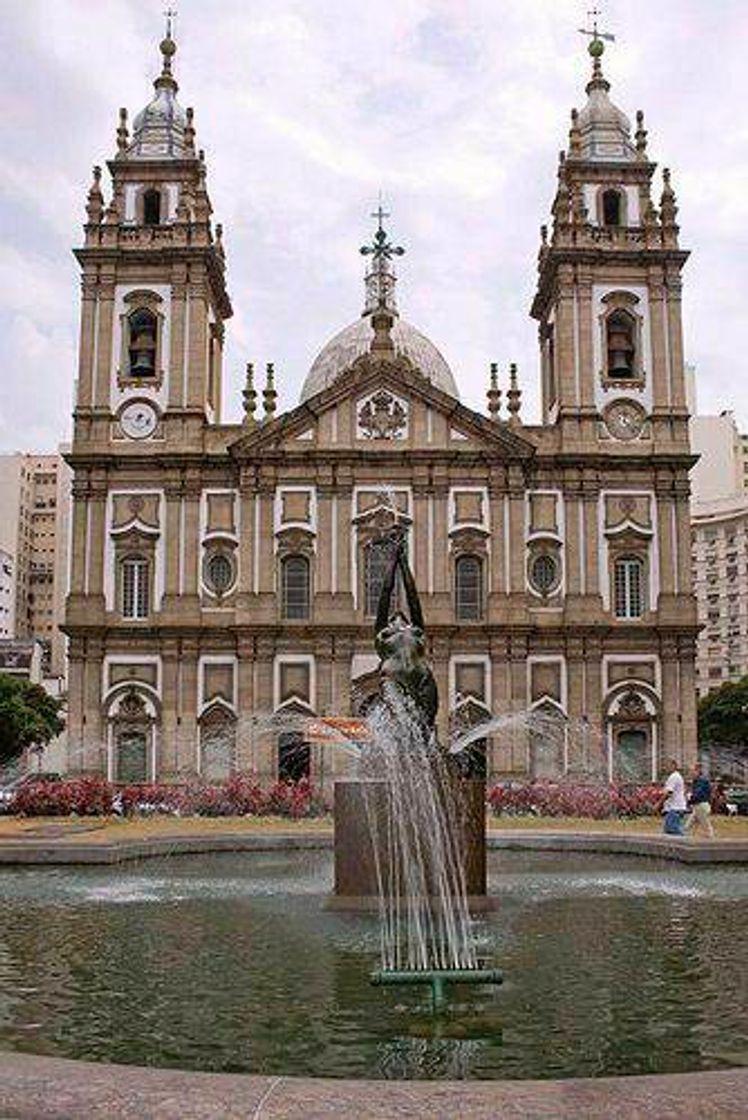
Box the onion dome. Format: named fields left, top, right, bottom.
left=575, top=36, right=636, bottom=162
left=127, top=28, right=189, bottom=159
left=301, top=212, right=459, bottom=402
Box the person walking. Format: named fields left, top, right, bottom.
left=684, top=762, right=715, bottom=839
left=660, top=758, right=687, bottom=835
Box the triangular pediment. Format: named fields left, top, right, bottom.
left=229, top=353, right=536, bottom=460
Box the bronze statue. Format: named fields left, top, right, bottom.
left=374, top=531, right=438, bottom=732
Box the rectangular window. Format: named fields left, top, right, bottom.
left=122, top=557, right=149, bottom=620
left=614, top=557, right=644, bottom=619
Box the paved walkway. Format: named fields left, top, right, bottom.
left=0, top=1052, right=747, bottom=1119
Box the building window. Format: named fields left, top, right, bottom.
left=278, top=731, right=310, bottom=781
left=529, top=551, right=560, bottom=597
left=121, top=555, right=150, bottom=619
left=364, top=538, right=397, bottom=617
left=281, top=555, right=310, bottom=620
left=127, top=308, right=158, bottom=377
left=455, top=555, right=483, bottom=621
left=204, top=550, right=235, bottom=598
left=614, top=556, right=644, bottom=619
left=143, top=188, right=161, bottom=226
left=602, top=188, right=623, bottom=227
left=615, top=727, right=650, bottom=783
left=115, top=727, right=148, bottom=783
left=606, top=309, right=636, bottom=379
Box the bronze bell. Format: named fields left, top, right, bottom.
left=608, top=325, right=634, bottom=377
left=130, top=331, right=156, bottom=376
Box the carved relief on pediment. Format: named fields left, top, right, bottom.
left=275, top=524, right=315, bottom=556
left=356, top=388, right=409, bottom=440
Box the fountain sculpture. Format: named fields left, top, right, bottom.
left=333, top=524, right=501, bottom=1010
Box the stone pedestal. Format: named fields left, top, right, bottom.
left=333, top=778, right=486, bottom=903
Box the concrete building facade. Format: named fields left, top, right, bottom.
left=0, top=452, right=71, bottom=681
left=64, top=30, right=698, bottom=788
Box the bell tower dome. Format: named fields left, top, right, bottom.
left=72, top=19, right=232, bottom=452
left=530, top=30, right=689, bottom=451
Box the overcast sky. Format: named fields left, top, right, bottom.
left=1, top=0, right=746, bottom=452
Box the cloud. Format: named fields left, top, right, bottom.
left=1, top=0, right=747, bottom=448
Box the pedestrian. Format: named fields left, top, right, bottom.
left=684, top=762, right=715, bottom=839
left=660, top=758, right=687, bottom=835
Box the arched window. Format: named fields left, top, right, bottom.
left=455, top=555, right=483, bottom=621
left=364, top=538, right=394, bottom=617
left=143, top=188, right=161, bottom=226
left=121, top=555, right=150, bottom=619
left=602, top=188, right=623, bottom=227
left=127, top=308, right=158, bottom=377
left=278, top=730, right=311, bottom=781
left=606, top=309, right=636, bottom=379
left=614, top=556, right=644, bottom=619
left=281, top=555, right=310, bottom=620
left=200, top=706, right=235, bottom=781
left=615, top=727, right=651, bottom=783
left=529, top=702, right=567, bottom=779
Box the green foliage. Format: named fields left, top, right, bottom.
left=698, top=676, right=748, bottom=747
left=0, top=674, right=65, bottom=767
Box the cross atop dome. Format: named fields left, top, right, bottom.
left=360, top=203, right=405, bottom=315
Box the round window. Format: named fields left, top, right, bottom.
left=529, top=552, right=558, bottom=596
left=205, top=552, right=234, bottom=596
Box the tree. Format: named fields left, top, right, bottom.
left=0, top=674, right=65, bottom=768
left=698, top=676, right=748, bottom=749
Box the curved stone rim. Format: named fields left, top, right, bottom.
left=0, top=1050, right=746, bottom=1119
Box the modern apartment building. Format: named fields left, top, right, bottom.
left=0, top=452, right=71, bottom=681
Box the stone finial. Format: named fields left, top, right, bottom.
left=242, top=362, right=257, bottom=426
left=116, top=107, right=129, bottom=156
left=85, top=165, right=104, bottom=225
left=635, top=110, right=648, bottom=156
left=568, top=108, right=582, bottom=157
left=507, top=363, right=522, bottom=425
left=263, top=362, right=277, bottom=419
left=184, top=107, right=196, bottom=154
left=487, top=362, right=501, bottom=421
left=660, top=168, right=678, bottom=222
left=215, top=222, right=225, bottom=263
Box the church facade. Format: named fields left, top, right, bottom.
left=64, top=29, right=698, bottom=787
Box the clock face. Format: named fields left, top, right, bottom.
left=120, top=401, right=158, bottom=440
left=605, top=400, right=645, bottom=441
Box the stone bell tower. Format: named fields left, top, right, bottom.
left=531, top=31, right=689, bottom=453
left=72, top=20, right=232, bottom=453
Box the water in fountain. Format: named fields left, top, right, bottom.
left=358, top=683, right=478, bottom=974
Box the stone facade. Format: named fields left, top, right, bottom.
left=64, top=32, right=699, bottom=788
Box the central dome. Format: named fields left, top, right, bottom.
left=301, top=312, right=459, bottom=402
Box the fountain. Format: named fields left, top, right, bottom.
left=332, top=524, right=502, bottom=1010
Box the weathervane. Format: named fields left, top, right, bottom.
left=578, top=7, right=615, bottom=54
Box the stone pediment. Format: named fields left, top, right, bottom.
left=229, top=353, right=537, bottom=461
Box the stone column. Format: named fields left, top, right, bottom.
left=93, top=278, right=115, bottom=409
left=86, top=482, right=107, bottom=608
left=82, top=638, right=104, bottom=775
left=236, top=635, right=255, bottom=771
left=660, top=642, right=681, bottom=768
left=577, top=271, right=595, bottom=409
left=555, top=265, right=577, bottom=407
left=162, top=483, right=183, bottom=606
left=186, top=277, right=208, bottom=409
left=75, top=276, right=98, bottom=409
left=666, top=274, right=687, bottom=411
left=69, top=482, right=89, bottom=597
left=489, top=637, right=512, bottom=776
left=647, top=269, right=669, bottom=411
left=65, top=643, right=86, bottom=774
left=168, top=270, right=188, bottom=410
left=509, top=636, right=529, bottom=773
left=160, top=640, right=180, bottom=780
left=176, top=639, right=199, bottom=777
left=254, top=639, right=275, bottom=783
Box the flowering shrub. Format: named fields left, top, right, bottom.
left=12, top=776, right=113, bottom=817
left=9, top=776, right=329, bottom=818
left=487, top=781, right=662, bottom=820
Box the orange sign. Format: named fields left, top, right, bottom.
left=305, top=717, right=371, bottom=744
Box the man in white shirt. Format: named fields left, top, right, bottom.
left=661, top=758, right=687, bottom=835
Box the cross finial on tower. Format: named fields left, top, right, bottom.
left=164, top=7, right=177, bottom=40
